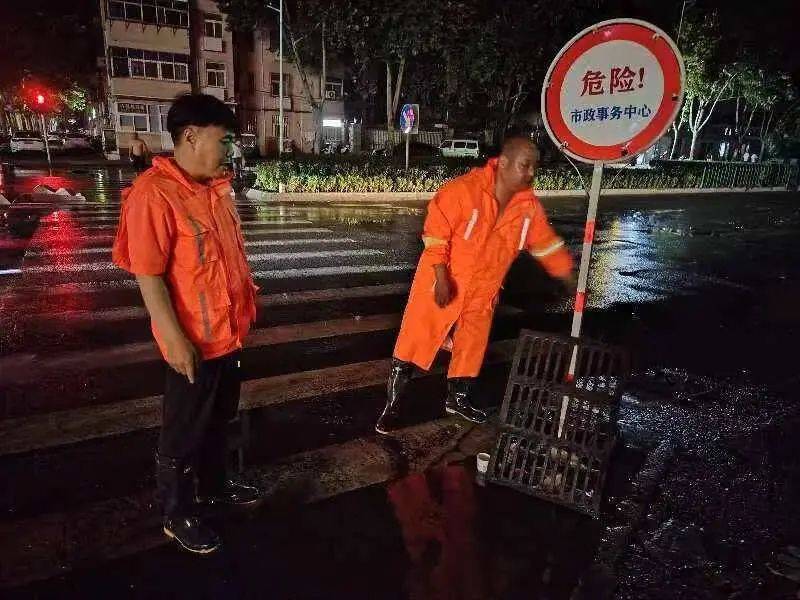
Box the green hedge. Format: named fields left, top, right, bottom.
left=254, top=159, right=798, bottom=193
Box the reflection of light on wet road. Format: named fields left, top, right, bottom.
left=587, top=213, right=665, bottom=308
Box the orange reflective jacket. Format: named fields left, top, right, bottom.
left=394, top=158, right=573, bottom=373
left=113, top=157, right=257, bottom=360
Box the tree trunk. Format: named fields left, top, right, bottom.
left=314, top=21, right=327, bottom=154
left=283, top=6, right=324, bottom=153
left=312, top=105, right=323, bottom=154
left=761, top=108, right=775, bottom=159
left=670, top=122, right=681, bottom=159
left=385, top=58, right=406, bottom=145
left=386, top=62, right=392, bottom=136
left=689, top=128, right=700, bottom=160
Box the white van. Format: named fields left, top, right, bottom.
left=439, top=139, right=481, bottom=158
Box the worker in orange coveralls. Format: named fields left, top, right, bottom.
left=376, top=136, right=574, bottom=434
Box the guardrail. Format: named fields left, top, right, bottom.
left=647, top=160, right=798, bottom=190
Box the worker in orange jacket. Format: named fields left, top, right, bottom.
left=114, top=94, right=260, bottom=554
left=376, top=136, right=574, bottom=434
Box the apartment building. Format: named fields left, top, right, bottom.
left=235, top=28, right=347, bottom=155
left=99, top=0, right=236, bottom=154
left=191, top=0, right=236, bottom=106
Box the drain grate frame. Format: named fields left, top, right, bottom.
left=486, top=330, right=630, bottom=516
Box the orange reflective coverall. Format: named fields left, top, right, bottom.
left=393, top=158, right=573, bottom=378
left=113, top=156, right=258, bottom=360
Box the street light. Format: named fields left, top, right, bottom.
left=266, top=0, right=284, bottom=156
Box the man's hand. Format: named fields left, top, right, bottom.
left=165, top=334, right=200, bottom=384
left=434, top=277, right=453, bottom=308
left=135, top=274, right=199, bottom=384
left=433, top=264, right=453, bottom=308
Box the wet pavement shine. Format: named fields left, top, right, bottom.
left=1, top=165, right=800, bottom=598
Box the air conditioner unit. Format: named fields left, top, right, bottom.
left=325, top=90, right=337, bottom=100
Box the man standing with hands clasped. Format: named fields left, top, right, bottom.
left=113, top=94, right=260, bottom=554
left=376, top=136, right=575, bottom=434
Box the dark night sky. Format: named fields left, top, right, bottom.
left=2, top=0, right=799, bottom=90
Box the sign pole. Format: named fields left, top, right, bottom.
left=558, top=161, right=603, bottom=436
left=40, top=114, right=52, bottom=172
left=405, top=131, right=410, bottom=171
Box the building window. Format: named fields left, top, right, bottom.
left=118, top=102, right=149, bottom=132
left=206, top=62, right=226, bottom=88
left=271, top=115, right=288, bottom=138
left=110, top=47, right=189, bottom=82
left=204, top=15, right=223, bottom=38
left=324, top=78, right=343, bottom=101
left=270, top=72, right=290, bottom=96
left=107, top=0, right=189, bottom=28
left=268, top=28, right=279, bottom=52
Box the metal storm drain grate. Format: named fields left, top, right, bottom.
left=486, top=330, right=629, bottom=516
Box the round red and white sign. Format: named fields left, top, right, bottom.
left=541, top=19, right=684, bottom=164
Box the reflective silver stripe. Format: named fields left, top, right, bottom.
left=518, top=217, right=531, bottom=251
left=198, top=291, right=212, bottom=340
left=530, top=239, right=565, bottom=258
left=188, top=217, right=205, bottom=264
left=463, top=208, right=479, bottom=240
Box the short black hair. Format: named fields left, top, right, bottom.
left=167, top=93, right=238, bottom=144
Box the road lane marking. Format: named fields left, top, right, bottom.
left=19, top=283, right=412, bottom=321
left=24, top=237, right=358, bottom=258
left=0, top=339, right=515, bottom=457
left=4, top=249, right=387, bottom=275
left=0, top=313, right=404, bottom=387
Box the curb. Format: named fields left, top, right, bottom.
left=244, top=187, right=793, bottom=203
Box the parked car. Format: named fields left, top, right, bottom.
left=439, top=139, right=481, bottom=158
left=62, top=134, right=92, bottom=151
left=10, top=131, right=45, bottom=153
left=45, top=135, right=64, bottom=151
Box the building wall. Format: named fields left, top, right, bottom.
left=100, top=0, right=236, bottom=154
left=237, top=28, right=349, bottom=155
left=192, top=0, right=236, bottom=105
left=100, top=0, right=195, bottom=154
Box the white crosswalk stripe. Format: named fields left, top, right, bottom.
left=23, top=237, right=357, bottom=257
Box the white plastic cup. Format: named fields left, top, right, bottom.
left=476, top=452, right=490, bottom=474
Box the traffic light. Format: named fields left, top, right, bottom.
left=22, top=84, right=58, bottom=114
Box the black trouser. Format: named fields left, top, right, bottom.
left=158, top=351, right=241, bottom=512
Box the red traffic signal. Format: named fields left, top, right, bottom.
left=23, top=86, right=57, bottom=113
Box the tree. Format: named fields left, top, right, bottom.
left=680, top=15, right=736, bottom=159
left=217, top=0, right=337, bottom=153
left=756, top=72, right=795, bottom=158
left=61, top=83, right=88, bottom=114
left=437, top=0, right=603, bottom=143
left=325, top=0, right=459, bottom=136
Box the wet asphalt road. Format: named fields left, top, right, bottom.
left=1, top=165, right=800, bottom=598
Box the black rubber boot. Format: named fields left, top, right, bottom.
left=375, top=359, right=414, bottom=434
left=445, top=378, right=487, bottom=423
left=156, top=453, right=221, bottom=554
left=198, top=479, right=262, bottom=507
